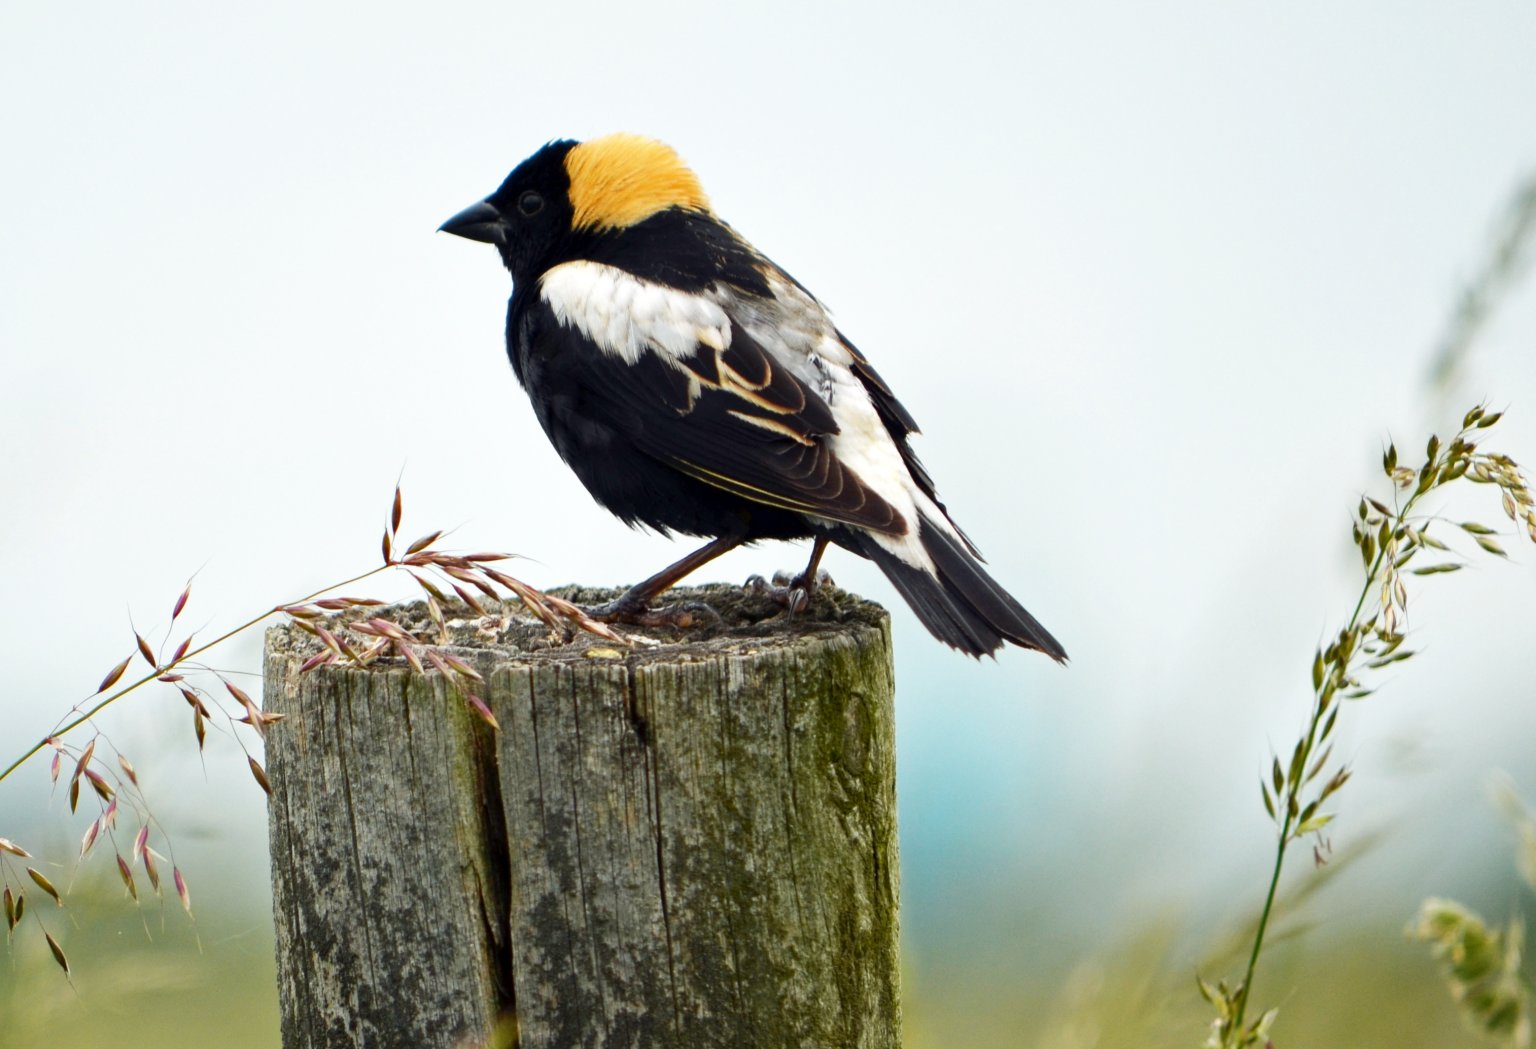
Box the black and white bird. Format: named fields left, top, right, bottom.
left=440, top=134, right=1064, bottom=660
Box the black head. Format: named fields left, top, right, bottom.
left=440, top=135, right=715, bottom=285
left=440, top=140, right=578, bottom=283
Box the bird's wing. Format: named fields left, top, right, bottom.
left=530, top=261, right=911, bottom=535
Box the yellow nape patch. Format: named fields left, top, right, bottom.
left=565, top=134, right=712, bottom=232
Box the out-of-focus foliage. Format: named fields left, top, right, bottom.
left=1413, top=899, right=1530, bottom=1049
left=904, top=923, right=1476, bottom=1049
left=0, top=869, right=277, bottom=1049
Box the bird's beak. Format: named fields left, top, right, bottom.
left=439, top=200, right=509, bottom=245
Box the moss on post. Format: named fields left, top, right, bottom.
left=264, top=584, right=900, bottom=1049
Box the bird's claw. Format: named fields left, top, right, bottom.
left=744, top=569, right=832, bottom=617
left=784, top=587, right=810, bottom=615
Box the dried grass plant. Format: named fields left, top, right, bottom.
left=0, top=486, right=616, bottom=976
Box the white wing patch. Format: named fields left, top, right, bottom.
left=541, top=258, right=960, bottom=574
left=539, top=260, right=730, bottom=365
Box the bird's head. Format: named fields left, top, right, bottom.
left=440, top=134, right=714, bottom=282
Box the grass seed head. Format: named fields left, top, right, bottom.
left=299, top=650, right=336, bottom=673
left=405, top=531, right=445, bottom=556
left=45, top=932, right=68, bottom=975
left=96, top=655, right=132, bottom=694
left=27, top=867, right=61, bottom=905
left=174, top=866, right=191, bottom=913
left=466, top=694, right=501, bottom=732
left=248, top=757, right=271, bottom=796
left=116, top=853, right=138, bottom=900
left=451, top=583, right=488, bottom=616
left=84, top=768, right=114, bottom=801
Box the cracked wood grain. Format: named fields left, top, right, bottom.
left=265, top=586, right=899, bottom=1049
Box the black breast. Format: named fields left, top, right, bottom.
left=506, top=294, right=813, bottom=542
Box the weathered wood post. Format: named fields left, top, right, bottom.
left=263, top=584, right=900, bottom=1049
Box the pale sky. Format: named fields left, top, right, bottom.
left=3, top=0, right=1536, bottom=1036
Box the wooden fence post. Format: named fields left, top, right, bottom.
left=263, top=585, right=900, bottom=1049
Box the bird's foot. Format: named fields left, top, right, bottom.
left=744, top=569, right=834, bottom=617
left=585, top=595, right=720, bottom=630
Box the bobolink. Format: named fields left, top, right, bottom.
left=441, top=134, right=1064, bottom=660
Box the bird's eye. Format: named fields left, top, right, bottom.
left=517, top=191, right=544, bottom=217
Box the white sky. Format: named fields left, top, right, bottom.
left=3, top=0, right=1536, bottom=1029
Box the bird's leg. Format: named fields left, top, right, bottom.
left=794, top=536, right=831, bottom=594
left=746, top=536, right=832, bottom=615
left=588, top=535, right=745, bottom=625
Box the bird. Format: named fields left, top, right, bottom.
left=440, top=134, right=1065, bottom=660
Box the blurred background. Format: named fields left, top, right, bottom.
left=4, top=1, right=1536, bottom=1045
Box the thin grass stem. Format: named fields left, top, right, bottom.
left=0, top=565, right=389, bottom=787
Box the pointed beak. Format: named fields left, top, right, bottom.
left=439, top=200, right=508, bottom=245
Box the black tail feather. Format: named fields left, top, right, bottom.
left=846, top=516, right=1067, bottom=661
